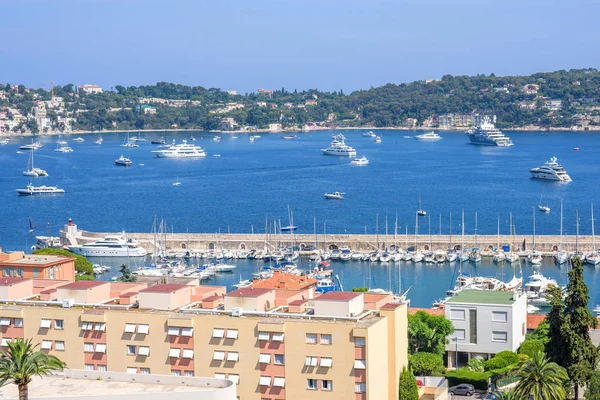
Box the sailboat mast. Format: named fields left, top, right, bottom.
left=428, top=214, right=432, bottom=249
left=385, top=215, right=388, bottom=250
left=314, top=216, right=317, bottom=249
left=449, top=213, right=452, bottom=249
left=394, top=213, right=398, bottom=250
left=497, top=215, right=500, bottom=249
left=415, top=212, right=419, bottom=249
left=376, top=214, right=379, bottom=251
left=559, top=200, right=563, bottom=251
left=475, top=212, right=478, bottom=248
left=439, top=213, right=442, bottom=236
left=461, top=209, right=465, bottom=251
left=532, top=206, right=536, bottom=249
left=592, top=204, right=596, bottom=252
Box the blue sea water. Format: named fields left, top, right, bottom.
left=1, top=129, right=600, bottom=307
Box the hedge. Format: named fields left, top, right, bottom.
left=484, top=351, right=520, bottom=371
left=445, top=369, right=490, bottom=391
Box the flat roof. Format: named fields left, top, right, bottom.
left=58, top=281, right=108, bottom=290
left=446, top=290, right=516, bottom=305
left=0, top=277, right=31, bottom=285
left=139, top=284, right=189, bottom=293
left=227, top=287, right=273, bottom=297
left=1, top=254, right=71, bottom=266
left=315, top=291, right=362, bottom=301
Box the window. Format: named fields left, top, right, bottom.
left=322, top=380, right=333, bottom=391
left=305, top=356, right=318, bottom=367
left=124, top=323, right=136, bottom=333
left=82, top=322, right=93, bottom=331
left=140, top=368, right=150, bottom=375
left=492, top=331, right=508, bottom=342
left=127, top=367, right=137, bottom=374
left=168, top=327, right=180, bottom=336
left=127, top=345, right=137, bottom=355
left=94, top=323, right=106, bottom=332
left=272, top=332, right=284, bottom=342
left=228, top=374, right=239, bottom=384
left=258, top=331, right=270, bottom=341
left=41, top=340, right=52, bottom=350
left=320, top=334, right=332, bottom=345
left=320, top=357, right=333, bottom=368
left=212, top=328, right=225, bottom=338
left=227, top=352, right=239, bottom=362
left=40, top=319, right=51, bottom=329
left=305, top=333, right=317, bottom=344
left=171, top=370, right=181, bottom=376
left=259, top=353, right=271, bottom=364
left=181, top=327, right=193, bottom=337
left=273, top=377, right=286, bottom=388
left=307, top=379, right=318, bottom=390
left=169, top=348, right=181, bottom=358
left=97, top=365, right=107, bottom=372
left=85, top=364, right=94, bottom=371
left=492, top=311, right=508, bottom=322
left=138, top=346, right=150, bottom=356
left=274, top=354, right=285, bottom=365
left=54, top=320, right=64, bottom=330
left=354, top=337, right=365, bottom=347
left=1, top=338, right=11, bottom=346
left=0, top=318, right=10, bottom=326
left=213, top=351, right=225, bottom=361
left=182, top=349, right=194, bottom=359
left=14, top=319, right=23, bottom=328
left=226, top=329, right=238, bottom=339
left=95, top=344, right=107, bottom=353
left=184, top=371, right=194, bottom=377
left=137, top=324, right=149, bottom=334
left=259, top=376, right=271, bottom=387
left=454, top=329, right=466, bottom=341
left=355, top=383, right=366, bottom=393
left=33, top=268, right=39, bottom=278
left=84, top=343, right=94, bottom=353
left=354, top=359, right=366, bottom=369
left=55, top=341, right=65, bottom=351
left=214, top=373, right=226, bottom=380
left=469, top=309, right=477, bottom=344
left=450, top=309, right=466, bottom=320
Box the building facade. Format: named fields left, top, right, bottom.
left=0, top=250, right=75, bottom=281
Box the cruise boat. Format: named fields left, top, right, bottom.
left=19, top=140, right=42, bottom=151
left=351, top=156, right=369, bottom=166
left=324, top=192, right=344, bottom=200
left=321, top=135, right=356, bottom=156
left=466, top=118, right=514, bottom=146
left=115, top=155, right=133, bottom=166
left=72, top=137, right=85, bottom=142
left=54, top=144, right=73, bottom=153
left=152, top=140, right=207, bottom=158
left=23, top=149, right=48, bottom=177
left=16, top=184, right=65, bottom=196
left=68, top=235, right=148, bottom=257
left=414, top=132, right=442, bottom=141
left=529, top=157, right=572, bottom=181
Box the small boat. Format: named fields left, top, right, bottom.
left=56, top=135, right=67, bottom=145
left=415, top=132, right=442, bottom=141
left=54, top=144, right=73, bottom=153
left=351, top=156, right=369, bottom=166
left=363, top=131, right=376, bottom=137
left=539, top=205, right=550, bottom=213
left=115, top=155, right=132, bottom=166
left=574, top=147, right=580, bottom=151
left=281, top=135, right=297, bottom=139
left=233, top=274, right=252, bottom=288
left=72, top=137, right=85, bottom=142
left=280, top=225, right=297, bottom=232
left=212, top=136, right=221, bottom=142
left=151, top=137, right=166, bottom=145
left=324, top=192, right=344, bottom=200
left=94, top=136, right=103, bottom=145
left=172, top=181, right=181, bottom=186
left=249, top=136, right=255, bottom=142
left=374, top=136, right=382, bottom=143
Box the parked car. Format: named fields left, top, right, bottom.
left=448, top=383, right=475, bottom=396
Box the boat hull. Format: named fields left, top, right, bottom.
left=69, top=246, right=147, bottom=257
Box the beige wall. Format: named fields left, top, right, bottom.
left=57, top=284, right=110, bottom=304
left=224, top=291, right=275, bottom=312
left=139, top=287, right=191, bottom=311
left=0, top=279, right=33, bottom=300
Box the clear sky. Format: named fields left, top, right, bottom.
left=1, top=0, right=599, bottom=94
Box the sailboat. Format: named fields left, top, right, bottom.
left=493, top=216, right=506, bottom=262
left=538, top=193, right=550, bottom=213
left=554, top=200, right=568, bottom=265
left=23, top=148, right=48, bottom=177
left=56, top=135, right=67, bottom=145
left=412, top=212, right=424, bottom=262
left=586, top=204, right=600, bottom=265
left=95, top=135, right=103, bottom=145
left=172, top=177, right=182, bottom=186
left=417, top=193, right=426, bottom=216
left=459, top=209, right=469, bottom=262
left=121, top=133, right=139, bottom=148
left=505, top=213, right=519, bottom=263
left=28, top=217, right=36, bottom=233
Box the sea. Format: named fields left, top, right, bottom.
left=1, top=129, right=600, bottom=308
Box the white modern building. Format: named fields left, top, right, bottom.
left=445, top=290, right=527, bottom=368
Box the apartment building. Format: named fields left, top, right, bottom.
left=445, top=290, right=527, bottom=368
left=0, top=249, right=75, bottom=281
left=0, top=277, right=408, bottom=400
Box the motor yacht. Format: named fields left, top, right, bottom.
left=362, top=131, right=376, bottom=137
left=16, top=184, right=64, bottom=196
left=466, top=117, right=513, bottom=146
left=525, top=271, right=561, bottom=306
left=73, top=137, right=85, bottom=142
left=19, top=140, right=42, bottom=150
left=68, top=234, right=147, bottom=257
left=115, top=155, right=133, bottom=166
left=324, top=192, right=344, bottom=200
left=415, top=132, right=442, bottom=141
left=374, top=136, right=382, bottom=143
left=152, top=140, right=207, bottom=158
left=321, top=134, right=356, bottom=156
left=529, top=157, right=572, bottom=181
left=151, top=137, right=167, bottom=145
left=54, top=144, right=73, bottom=153
left=351, top=156, right=369, bottom=166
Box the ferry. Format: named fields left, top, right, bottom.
left=152, top=140, right=207, bottom=158
left=68, top=235, right=148, bottom=257
left=529, top=157, right=572, bottom=181
left=466, top=117, right=513, bottom=146
left=16, top=184, right=65, bottom=196
left=321, top=134, right=356, bottom=156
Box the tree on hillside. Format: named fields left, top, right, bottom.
left=0, top=338, right=66, bottom=400
left=398, top=367, right=419, bottom=400
left=408, top=311, right=453, bottom=356
left=513, top=351, right=568, bottom=400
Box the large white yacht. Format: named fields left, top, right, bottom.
left=415, top=132, right=442, bottom=141
left=529, top=157, right=572, bottom=181
left=69, top=235, right=148, bottom=257
left=19, top=141, right=43, bottom=151
left=152, top=140, right=207, bottom=158
left=466, top=118, right=514, bottom=146
left=16, top=184, right=65, bottom=196
left=321, top=134, right=356, bottom=156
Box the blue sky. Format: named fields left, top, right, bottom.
left=1, top=0, right=599, bottom=93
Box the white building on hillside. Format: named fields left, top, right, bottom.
left=445, top=290, right=527, bottom=368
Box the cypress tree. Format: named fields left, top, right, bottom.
left=398, top=366, right=419, bottom=400
left=545, top=285, right=567, bottom=366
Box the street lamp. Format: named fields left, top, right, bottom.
left=450, top=335, right=459, bottom=371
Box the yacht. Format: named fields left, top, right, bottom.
left=95, top=136, right=103, bottom=145
left=415, top=132, right=442, bottom=141
left=115, top=155, right=133, bottom=166
left=529, top=157, right=572, bottom=181
left=56, top=135, right=67, bottom=145
left=363, top=131, right=376, bottom=137
left=152, top=140, right=207, bottom=158
left=151, top=137, right=166, bottom=145
left=212, top=136, right=221, bottom=142
left=120, top=141, right=138, bottom=148
left=324, top=192, right=344, bottom=200
left=321, top=134, right=356, bottom=156
left=68, top=235, right=147, bottom=257
left=73, top=137, right=85, bottom=142
left=374, top=136, right=382, bottom=143
left=16, top=184, right=65, bottom=196
left=351, top=156, right=369, bottom=166
left=466, top=118, right=514, bottom=146
left=54, top=144, right=73, bottom=153
left=19, top=140, right=42, bottom=151
left=23, top=149, right=48, bottom=177
left=525, top=271, right=561, bottom=306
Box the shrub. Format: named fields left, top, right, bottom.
left=352, top=287, right=369, bottom=292
left=75, top=274, right=95, bottom=281
left=518, top=339, right=544, bottom=359
left=484, top=351, right=520, bottom=371
left=399, top=367, right=419, bottom=400
left=446, top=369, right=490, bottom=391
left=409, top=352, right=445, bottom=376
left=467, top=357, right=485, bottom=372
left=33, top=248, right=94, bottom=276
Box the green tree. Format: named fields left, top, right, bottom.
left=398, top=367, right=419, bottom=400
left=518, top=339, right=545, bottom=359
left=118, top=264, right=136, bottom=282
left=33, top=248, right=94, bottom=276
left=493, top=389, right=519, bottom=400
left=513, top=351, right=568, bottom=400
left=585, top=370, right=600, bottom=400
left=0, top=338, right=66, bottom=400
left=545, top=285, right=567, bottom=366
left=409, top=352, right=445, bottom=376
left=484, top=351, right=520, bottom=371
left=408, top=311, right=453, bottom=355
left=526, top=319, right=549, bottom=343
left=467, top=358, right=485, bottom=372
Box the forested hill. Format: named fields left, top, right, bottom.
left=1, top=69, right=600, bottom=133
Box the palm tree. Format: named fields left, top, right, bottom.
left=493, top=389, right=519, bottom=400
left=513, top=351, right=568, bottom=400
left=0, top=338, right=66, bottom=400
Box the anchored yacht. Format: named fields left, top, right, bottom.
left=115, top=155, right=133, bottom=166
left=321, top=134, right=356, bottom=156
left=152, top=140, right=207, bottom=158
left=351, top=156, right=369, bottom=166
left=415, top=132, right=442, bottom=141
left=68, top=235, right=148, bottom=257
left=466, top=118, right=513, bottom=146
left=529, top=157, right=572, bottom=181
left=16, top=184, right=64, bottom=196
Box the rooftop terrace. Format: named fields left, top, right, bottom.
left=445, top=289, right=517, bottom=305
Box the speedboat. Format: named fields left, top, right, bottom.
left=321, top=134, right=356, bottom=156
left=466, top=117, right=513, bottom=146
left=351, top=251, right=363, bottom=260
left=212, top=136, right=221, bottom=142
left=280, top=225, right=297, bottom=232
left=362, top=131, right=376, bottom=137
left=324, top=192, right=344, bottom=200
left=69, top=234, right=147, bottom=257
left=152, top=140, right=207, bottom=158
left=424, top=252, right=435, bottom=263
left=16, top=184, right=65, bottom=196
left=73, top=137, right=85, bottom=142
left=539, top=205, right=551, bottom=213
left=434, top=250, right=446, bottom=263
left=351, top=156, right=369, bottom=166
left=374, top=136, right=382, bottom=143
left=530, top=157, right=572, bottom=181
left=281, top=135, right=297, bottom=140
left=115, top=155, right=132, bottom=166
left=340, top=248, right=352, bottom=261
left=95, top=136, right=103, bottom=145
left=414, top=132, right=442, bottom=141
